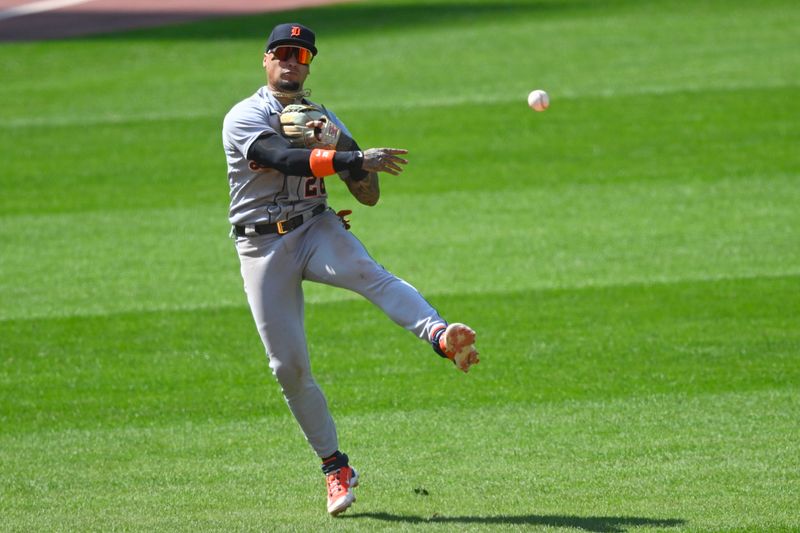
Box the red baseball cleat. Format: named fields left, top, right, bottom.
left=326, top=466, right=359, bottom=516
left=439, top=323, right=480, bottom=372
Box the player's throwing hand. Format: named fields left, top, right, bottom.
left=361, top=148, right=408, bottom=175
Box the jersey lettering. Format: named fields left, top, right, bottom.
left=304, top=177, right=326, bottom=198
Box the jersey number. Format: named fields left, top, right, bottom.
left=304, top=177, right=326, bottom=198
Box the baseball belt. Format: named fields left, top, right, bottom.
left=233, top=204, right=326, bottom=237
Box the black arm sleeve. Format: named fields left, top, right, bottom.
left=247, top=133, right=365, bottom=177
left=336, top=134, right=369, bottom=181
left=247, top=133, right=313, bottom=175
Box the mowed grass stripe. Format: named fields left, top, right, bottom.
left=0, top=0, right=796, bottom=125
left=2, top=389, right=797, bottom=531
left=2, top=274, right=798, bottom=434
left=1, top=84, right=797, bottom=216
left=2, top=80, right=799, bottom=130
left=2, top=172, right=798, bottom=320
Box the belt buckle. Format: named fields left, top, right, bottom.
left=276, top=220, right=289, bottom=235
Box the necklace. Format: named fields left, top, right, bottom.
left=271, top=88, right=311, bottom=102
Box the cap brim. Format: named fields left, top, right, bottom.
left=267, top=39, right=317, bottom=56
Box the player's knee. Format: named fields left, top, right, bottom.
left=270, top=356, right=311, bottom=395
left=352, top=258, right=387, bottom=284
left=356, top=260, right=401, bottom=297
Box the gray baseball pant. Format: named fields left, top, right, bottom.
left=235, top=209, right=445, bottom=457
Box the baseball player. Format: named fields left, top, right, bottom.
left=221, top=22, right=480, bottom=516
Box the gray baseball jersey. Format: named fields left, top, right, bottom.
left=223, top=87, right=446, bottom=458
left=222, top=86, right=351, bottom=225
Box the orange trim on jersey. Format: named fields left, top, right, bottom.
left=310, top=149, right=336, bottom=177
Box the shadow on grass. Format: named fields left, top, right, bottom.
left=342, top=512, right=686, bottom=532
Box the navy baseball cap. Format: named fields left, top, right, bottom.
left=265, top=23, right=317, bottom=56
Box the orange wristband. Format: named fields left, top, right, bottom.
left=309, top=149, right=336, bottom=177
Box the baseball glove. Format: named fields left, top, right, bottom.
left=279, top=104, right=341, bottom=149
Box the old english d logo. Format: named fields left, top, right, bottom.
left=291, top=26, right=301, bottom=37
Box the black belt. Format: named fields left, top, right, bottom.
left=234, top=204, right=326, bottom=237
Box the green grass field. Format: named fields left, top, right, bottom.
left=1, top=0, right=799, bottom=530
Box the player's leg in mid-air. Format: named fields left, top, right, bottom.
left=302, top=211, right=479, bottom=371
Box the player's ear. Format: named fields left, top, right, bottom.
left=263, top=52, right=269, bottom=67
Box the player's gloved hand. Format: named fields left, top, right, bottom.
left=280, top=104, right=341, bottom=149
left=305, top=119, right=341, bottom=148
left=361, top=148, right=409, bottom=175
left=336, top=209, right=352, bottom=230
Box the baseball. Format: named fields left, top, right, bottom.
left=527, top=89, right=549, bottom=112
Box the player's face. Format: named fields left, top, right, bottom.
left=264, top=48, right=311, bottom=92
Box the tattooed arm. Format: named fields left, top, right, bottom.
left=344, top=170, right=381, bottom=206
left=336, top=134, right=408, bottom=206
